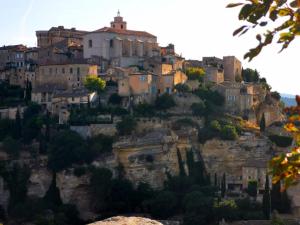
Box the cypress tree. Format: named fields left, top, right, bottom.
left=221, top=173, right=226, bottom=198
left=186, top=150, right=195, bottom=177
left=177, top=149, right=186, bottom=177
left=214, top=173, right=218, bottom=187
left=260, top=113, right=266, bottom=132
left=262, top=174, right=271, bottom=219
left=45, top=110, right=50, bottom=142
left=14, top=109, right=22, bottom=139
left=271, top=181, right=281, bottom=211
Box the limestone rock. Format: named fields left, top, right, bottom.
left=27, top=168, right=52, bottom=198
left=87, top=216, right=163, bottom=225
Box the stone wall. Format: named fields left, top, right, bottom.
left=70, top=123, right=117, bottom=138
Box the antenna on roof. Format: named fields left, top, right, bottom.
left=117, top=9, right=120, bottom=17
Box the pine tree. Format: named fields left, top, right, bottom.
left=262, top=174, right=271, bottom=219
left=260, top=113, right=266, bottom=132
left=24, top=80, right=32, bottom=104
left=221, top=173, right=226, bottom=198
left=177, top=149, right=186, bottom=177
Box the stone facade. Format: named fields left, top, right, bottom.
left=84, top=13, right=159, bottom=67
left=223, top=56, right=242, bottom=82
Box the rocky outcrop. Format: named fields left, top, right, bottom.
left=87, top=216, right=163, bottom=225
left=56, top=170, right=96, bottom=221
left=27, top=168, right=52, bottom=198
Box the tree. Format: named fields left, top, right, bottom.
left=220, top=125, right=238, bottom=140
left=47, top=130, right=86, bottom=172
left=24, top=80, right=32, bottom=104
left=262, top=174, right=271, bottom=219
left=177, top=149, right=186, bottom=177
left=2, top=136, right=21, bottom=158
left=14, top=109, right=22, bottom=139
left=191, top=102, right=207, bottom=117
left=227, top=0, right=300, bottom=61
left=185, top=67, right=205, bottom=81
left=221, top=173, right=226, bottom=198
left=260, top=113, right=266, bottom=132
left=116, top=116, right=137, bottom=136
left=84, top=75, right=106, bottom=105
left=148, top=191, right=178, bottom=219
left=214, top=173, right=218, bottom=187
left=242, top=68, right=260, bottom=83
left=155, top=93, right=176, bottom=111
left=247, top=180, right=258, bottom=200
left=174, top=83, right=190, bottom=93
left=108, top=93, right=122, bottom=105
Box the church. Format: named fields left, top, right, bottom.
left=83, top=11, right=160, bottom=67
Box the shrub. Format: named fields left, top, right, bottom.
left=220, top=125, right=238, bottom=140
left=148, top=191, right=177, bottom=219
left=108, top=93, right=122, bottom=105
left=214, top=199, right=238, bottom=221
left=155, top=94, right=176, bottom=111
left=210, top=120, right=221, bottom=132
left=73, top=167, right=87, bottom=177
left=268, top=135, right=293, bottom=147
left=116, top=116, right=137, bottom=136
left=2, top=136, right=21, bottom=158
left=133, top=103, right=156, bottom=117
left=191, top=102, right=206, bottom=117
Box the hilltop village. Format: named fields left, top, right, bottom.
left=0, top=12, right=295, bottom=225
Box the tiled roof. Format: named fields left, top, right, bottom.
left=89, top=27, right=156, bottom=38
left=0, top=45, right=27, bottom=51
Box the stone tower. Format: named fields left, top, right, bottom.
left=110, top=10, right=127, bottom=30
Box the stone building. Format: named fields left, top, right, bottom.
left=215, top=81, right=254, bottom=114
left=223, top=56, right=242, bottom=82
left=83, top=12, right=159, bottom=67
left=203, top=65, right=224, bottom=84
left=36, top=26, right=87, bottom=48
left=158, top=70, right=187, bottom=94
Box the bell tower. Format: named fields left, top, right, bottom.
left=110, top=10, right=127, bottom=30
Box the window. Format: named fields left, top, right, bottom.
left=113, top=24, right=115, bottom=28
left=77, top=67, right=80, bottom=75
left=121, top=24, right=123, bottom=29
left=77, top=77, right=80, bottom=81
left=88, top=40, right=93, bottom=48
left=139, top=76, right=147, bottom=82
left=110, top=39, right=113, bottom=48
left=62, top=68, right=65, bottom=74
left=70, top=68, right=73, bottom=74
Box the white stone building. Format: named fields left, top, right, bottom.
left=83, top=12, right=159, bottom=67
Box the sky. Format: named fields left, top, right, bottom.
left=0, top=0, right=299, bottom=95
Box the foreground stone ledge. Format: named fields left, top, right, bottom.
left=87, top=216, right=163, bottom=225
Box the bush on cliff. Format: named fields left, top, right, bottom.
left=116, top=116, right=137, bottom=136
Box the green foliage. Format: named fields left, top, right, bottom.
left=84, top=75, right=106, bottom=94
left=133, top=103, right=156, bottom=117
left=174, top=83, right=190, bottom=93
left=148, top=191, right=178, bottom=219
left=88, top=134, right=113, bottom=160
left=1, top=163, right=31, bottom=212
left=210, top=120, right=222, bottom=132
left=2, top=136, right=21, bottom=158
left=221, top=173, right=226, bottom=198
left=228, top=0, right=300, bottom=60
left=90, top=168, right=113, bottom=212
left=191, top=101, right=206, bottom=117
left=73, top=167, right=87, bottom=177
left=194, top=86, right=224, bottom=107
left=155, top=93, right=176, bottom=111
left=220, top=125, right=239, bottom=140
left=0, top=81, right=25, bottom=107
left=247, top=180, right=258, bottom=198
left=271, top=181, right=291, bottom=213
left=185, top=67, right=205, bottom=81
left=268, top=135, right=293, bottom=147
left=47, top=130, right=86, bottom=172
left=116, top=116, right=137, bottom=136
left=271, top=91, right=281, bottom=101
left=0, top=119, right=15, bottom=141
left=242, top=68, right=260, bottom=82
left=262, top=175, right=271, bottom=219
left=108, top=93, right=122, bottom=105
left=177, top=149, right=186, bottom=177
left=214, top=199, right=238, bottom=221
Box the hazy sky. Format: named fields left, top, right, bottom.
left=0, top=0, right=299, bottom=95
